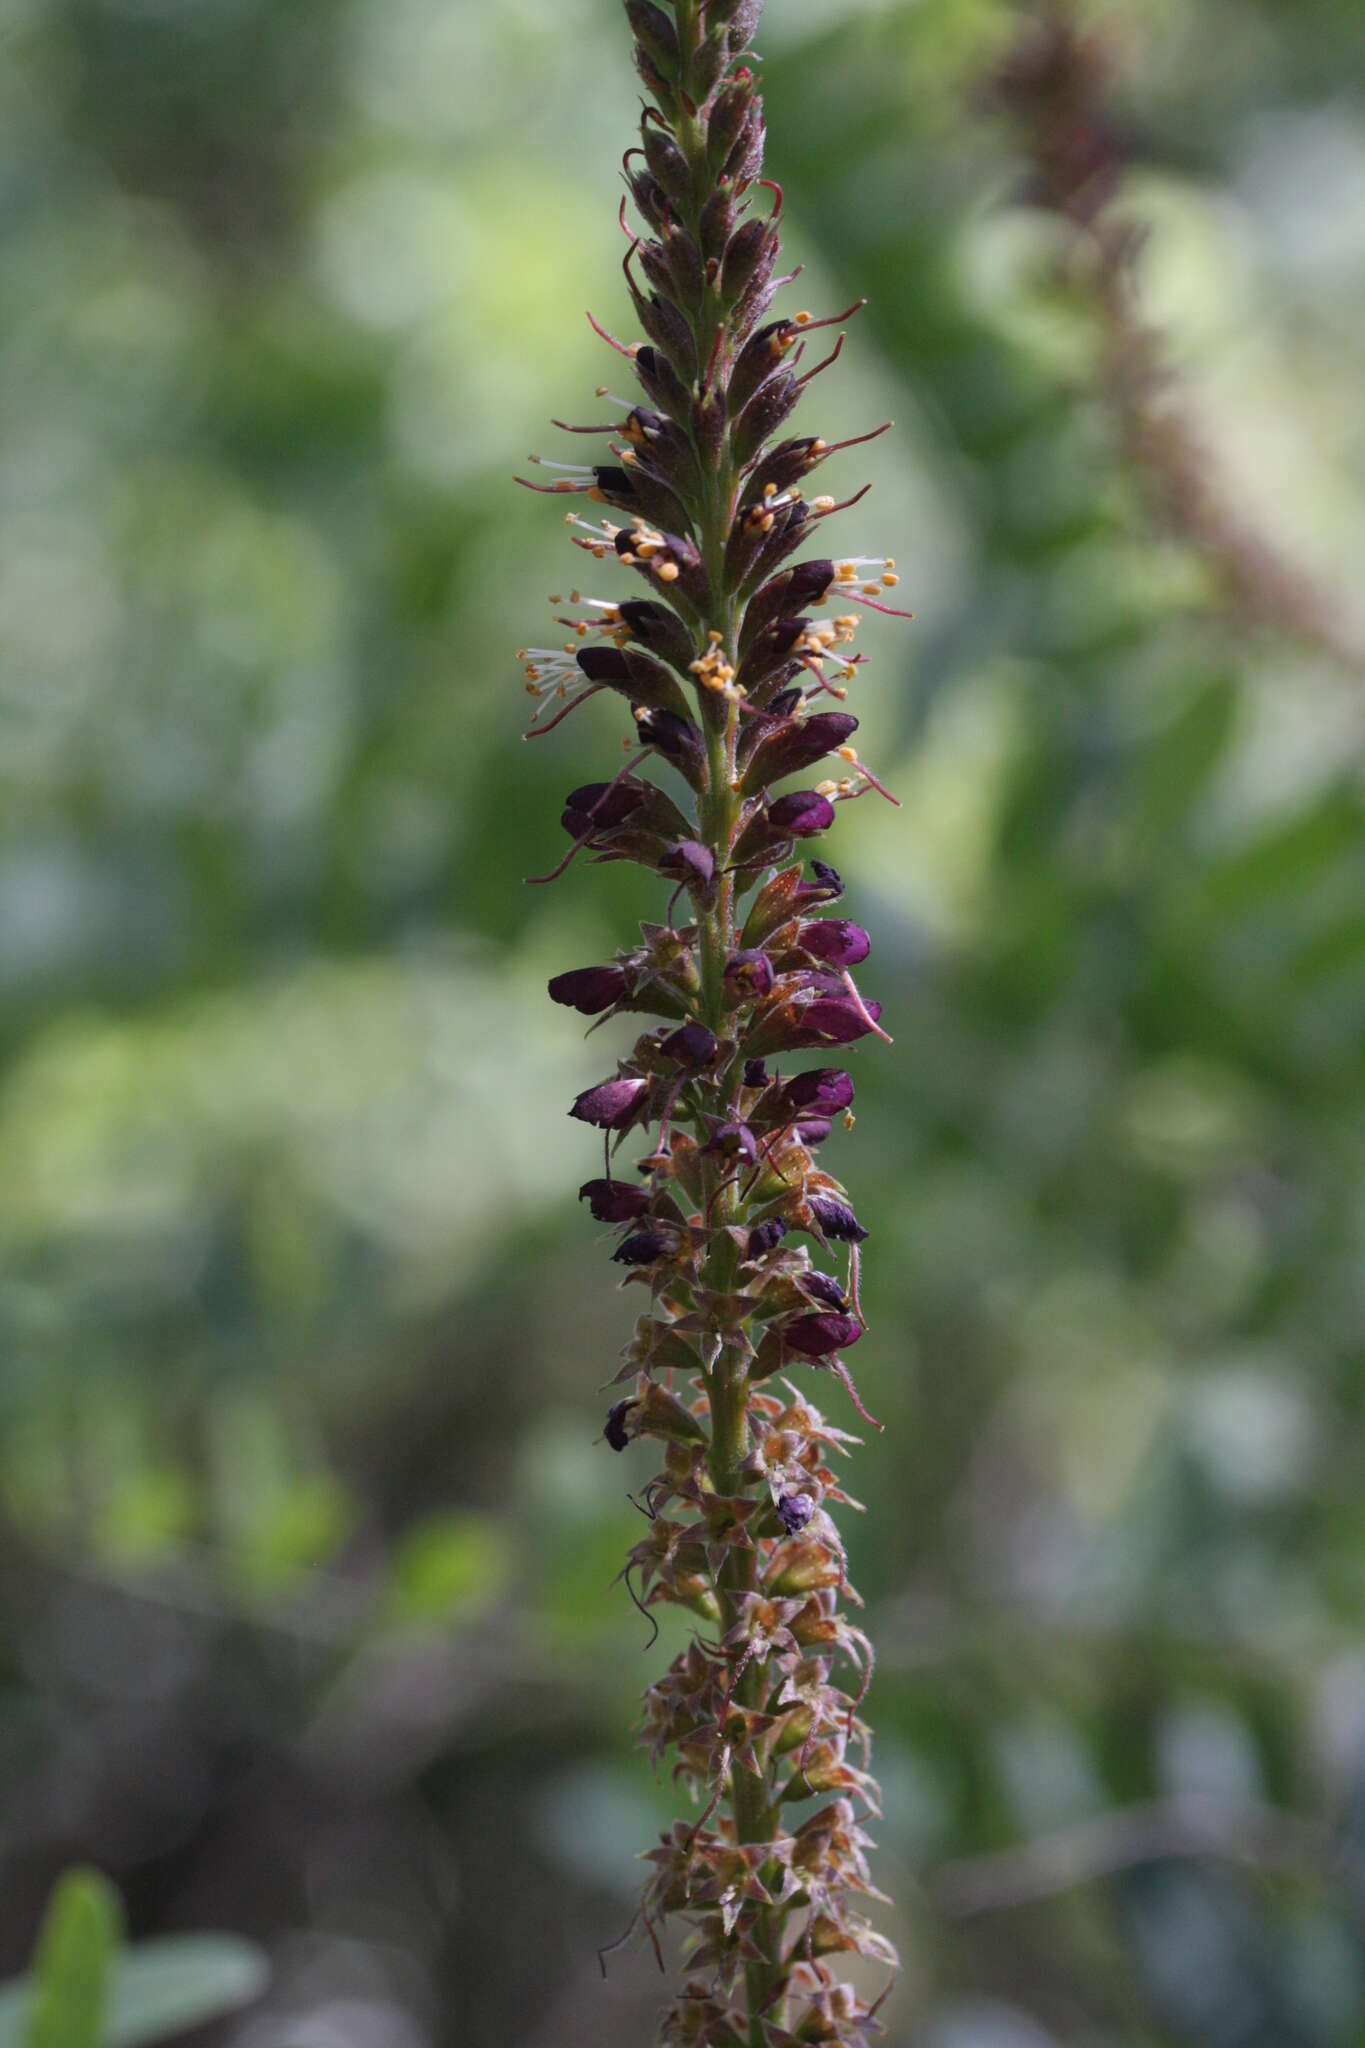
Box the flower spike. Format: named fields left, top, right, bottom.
left=518, top=5, right=904, bottom=2040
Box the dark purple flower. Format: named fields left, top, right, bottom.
left=576, top=642, right=685, bottom=713
left=603, top=1399, right=635, bottom=1452
left=724, top=949, right=775, bottom=999
left=570, top=1076, right=649, bottom=1129
left=777, top=1067, right=855, bottom=1117
left=783, top=1311, right=862, bottom=1357
left=563, top=780, right=647, bottom=833
left=662, top=1021, right=721, bottom=1067
left=740, top=712, right=859, bottom=794
left=658, top=839, right=715, bottom=887
left=743, top=1059, right=770, bottom=1088
left=801, top=1271, right=851, bottom=1312
left=614, top=1229, right=668, bottom=1266
left=768, top=790, right=835, bottom=838
left=634, top=708, right=706, bottom=786
left=794, top=1118, right=832, bottom=1147
left=806, top=1194, right=869, bottom=1244
left=707, top=1120, right=757, bottom=1163
left=797, top=920, right=870, bottom=968
left=776, top=1492, right=815, bottom=1535
left=548, top=964, right=629, bottom=1015
left=794, top=860, right=844, bottom=904
left=579, top=1178, right=653, bottom=1223
left=791, top=994, right=883, bottom=1046
left=746, top=1217, right=788, bottom=1260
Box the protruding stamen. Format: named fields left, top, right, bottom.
left=793, top=297, right=868, bottom=332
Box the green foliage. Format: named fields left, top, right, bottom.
left=0, top=1873, right=265, bottom=2048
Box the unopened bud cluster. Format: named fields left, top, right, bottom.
left=519, top=4, right=903, bottom=2040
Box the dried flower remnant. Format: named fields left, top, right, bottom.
left=987, top=6, right=1365, bottom=676
left=519, top=3, right=906, bottom=2040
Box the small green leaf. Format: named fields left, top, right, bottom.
left=106, top=1938, right=268, bottom=2048
left=387, top=1512, right=511, bottom=1625
left=23, top=1868, right=124, bottom=2048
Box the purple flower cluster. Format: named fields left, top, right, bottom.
left=518, top=3, right=903, bottom=2039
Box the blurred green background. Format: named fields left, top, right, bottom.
left=3, top=0, right=1365, bottom=2042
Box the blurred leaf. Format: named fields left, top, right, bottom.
left=0, top=1869, right=123, bottom=2048
left=105, top=1937, right=268, bottom=2048
left=387, top=1512, right=512, bottom=1626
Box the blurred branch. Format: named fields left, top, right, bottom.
left=931, top=1793, right=1360, bottom=1918
left=987, top=4, right=1365, bottom=677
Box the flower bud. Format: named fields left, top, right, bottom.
left=570, top=1077, right=650, bottom=1129
left=723, top=948, right=775, bottom=1000
left=801, top=1272, right=851, bottom=1313
left=783, top=1312, right=862, bottom=1358
left=805, top=1194, right=868, bottom=1244
left=720, top=218, right=775, bottom=310
left=731, top=371, right=799, bottom=468
left=579, top=1178, right=652, bottom=1223
left=548, top=964, right=629, bottom=1015
left=706, top=1119, right=757, bottom=1163
left=777, top=1067, right=854, bottom=1118
left=563, top=780, right=647, bottom=833
left=789, top=993, right=883, bottom=1047
left=794, top=1118, right=831, bottom=1147
left=795, top=919, right=870, bottom=968
left=642, top=123, right=693, bottom=203
left=769, top=790, right=836, bottom=838
left=658, top=839, right=715, bottom=889
left=706, top=78, right=754, bottom=175
left=743, top=1058, right=770, bottom=1087
left=661, top=1021, right=721, bottom=1068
